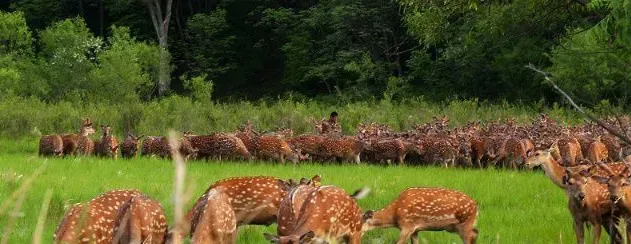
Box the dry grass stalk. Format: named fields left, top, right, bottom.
left=32, top=189, right=53, bottom=244
left=168, top=130, right=187, bottom=244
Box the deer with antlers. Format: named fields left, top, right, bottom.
left=362, top=187, right=479, bottom=244
left=121, top=134, right=144, bottom=159
left=264, top=185, right=367, bottom=244
left=61, top=118, right=96, bottom=156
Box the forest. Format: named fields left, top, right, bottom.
left=1, top=0, right=629, bottom=107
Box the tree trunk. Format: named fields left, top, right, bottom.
left=145, top=0, right=173, bottom=97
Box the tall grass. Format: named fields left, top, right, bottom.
left=0, top=95, right=591, bottom=140
left=0, top=154, right=614, bottom=243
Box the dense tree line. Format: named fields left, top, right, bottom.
left=0, top=0, right=629, bottom=107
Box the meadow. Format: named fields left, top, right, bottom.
left=0, top=149, right=612, bottom=244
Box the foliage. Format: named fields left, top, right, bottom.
left=183, top=74, right=214, bottom=103
left=0, top=11, right=32, bottom=54
left=549, top=0, right=631, bottom=108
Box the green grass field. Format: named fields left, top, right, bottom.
left=0, top=152, right=613, bottom=244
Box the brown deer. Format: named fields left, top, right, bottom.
left=121, top=134, right=144, bottom=159
left=277, top=176, right=323, bottom=236
left=602, top=134, right=623, bottom=161
left=112, top=194, right=168, bottom=244
left=188, top=133, right=251, bottom=161
left=362, top=187, right=478, bottom=244
left=62, top=118, right=95, bottom=156
left=525, top=147, right=629, bottom=188
left=54, top=189, right=142, bottom=243
left=188, top=188, right=237, bottom=244
left=264, top=185, right=366, bottom=244
left=175, top=176, right=295, bottom=240
left=319, top=136, right=366, bottom=163
left=286, top=134, right=326, bottom=161
left=562, top=168, right=618, bottom=244
left=492, top=137, right=527, bottom=169
left=39, top=134, right=63, bottom=157
left=253, top=135, right=299, bottom=164
left=141, top=136, right=197, bottom=160
left=587, top=136, right=609, bottom=163
left=95, top=125, right=119, bottom=159
left=592, top=163, right=631, bottom=241
left=362, top=139, right=421, bottom=165
left=551, top=138, right=584, bottom=167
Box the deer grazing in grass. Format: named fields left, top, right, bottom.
left=188, top=188, right=237, bottom=244
left=362, top=187, right=479, bottom=244
left=318, top=136, right=367, bottom=163
left=174, top=176, right=295, bottom=241
left=188, top=133, right=251, bottom=161
left=54, top=189, right=143, bottom=243
left=264, top=185, right=367, bottom=244
left=61, top=118, right=96, bottom=156
left=121, top=134, right=144, bottom=159
left=39, top=134, right=63, bottom=157
left=112, top=194, right=168, bottom=244
left=361, top=139, right=422, bottom=165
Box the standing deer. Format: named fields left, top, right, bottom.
left=592, top=162, right=631, bottom=241
left=361, top=139, right=421, bottom=165
left=112, top=194, right=168, bottom=244
left=121, top=134, right=144, bottom=159
left=39, top=134, right=63, bottom=157
left=587, top=136, right=609, bottom=163
left=277, top=176, right=323, bottom=236
left=62, top=118, right=95, bottom=156
left=54, top=189, right=142, bottom=243
left=188, top=188, right=237, bottom=244
left=264, top=185, right=366, bottom=244
left=95, top=125, right=119, bottom=159
left=362, top=187, right=479, bottom=244
left=562, top=168, right=619, bottom=244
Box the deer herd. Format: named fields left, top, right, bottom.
left=43, top=114, right=631, bottom=243
left=53, top=176, right=479, bottom=244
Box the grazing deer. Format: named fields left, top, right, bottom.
left=39, top=134, right=63, bottom=157
left=62, top=118, right=95, bottom=156
left=141, top=136, right=197, bottom=160
left=362, top=187, right=479, bottom=244
left=95, top=125, right=119, bottom=159
left=188, top=133, right=251, bottom=161
left=277, top=176, right=323, bottom=236
left=188, top=188, right=237, bottom=244
left=112, top=194, right=168, bottom=244
left=362, top=139, right=421, bottom=165
left=319, top=136, right=366, bottom=163
left=121, top=134, right=144, bottom=159
left=253, top=135, right=300, bottom=164
left=492, top=137, right=527, bottom=169
left=175, top=176, right=295, bottom=241
left=264, top=185, right=366, bottom=244
left=54, top=189, right=142, bottom=243
left=587, top=136, right=609, bottom=163
left=420, top=138, right=457, bottom=168
left=286, top=134, right=326, bottom=161
left=562, top=168, right=618, bottom=244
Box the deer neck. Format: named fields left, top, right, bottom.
left=363, top=202, right=397, bottom=231
left=540, top=155, right=566, bottom=188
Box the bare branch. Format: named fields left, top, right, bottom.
left=526, top=63, right=631, bottom=145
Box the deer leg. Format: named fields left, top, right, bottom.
left=410, top=230, right=420, bottom=244
left=592, top=220, right=602, bottom=244
left=396, top=228, right=415, bottom=244
left=573, top=217, right=585, bottom=244
left=347, top=233, right=362, bottom=244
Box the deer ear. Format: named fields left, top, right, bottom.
left=299, top=231, right=315, bottom=243
left=362, top=210, right=374, bottom=222
left=311, top=175, right=322, bottom=186
left=263, top=233, right=280, bottom=243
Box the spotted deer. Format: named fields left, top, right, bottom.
left=141, top=136, right=197, bottom=160
left=602, top=134, right=623, bottom=162
left=39, top=134, right=63, bottom=157
left=112, top=194, right=168, bottom=244
left=562, top=169, right=619, bottom=244
left=121, top=134, right=144, bottom=159
left=551, top=138, right=584, bottom=167
left=53, top=189, right=142, bottom=243
left=188, top=133, right=251, bottom=161
left=253, top=135, right=300, bottom=164
left=95, top=125, right=119, bottom=159
left=362, top=139, right=421, bottom=165
left=420, top=138, right=457, bottom=168
left=319, top=136, right=366, bottom=163
left=492, top=137, right=527, bottom=169
left=593, top=162, right=631, bottom=241
left=175, top=176, right=295, bottom=241
left=62, top=118, right=95, bottom=156
left=277, top=176, right=323, bottom=236
left=587, top=136, right=609, bottom=163
left=188, top=188, right=237, bottom=244
left=525, top=147, right=629, bottom=188
left=363, top=187, right=479, bottom=244
left=286, top=134, right=326, bottom=161
left=264, top=185, right=366, bottom=244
